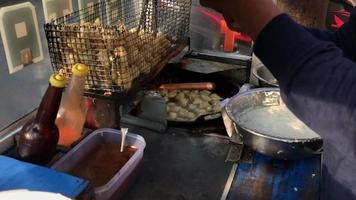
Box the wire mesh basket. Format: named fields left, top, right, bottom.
left=44, top=0, right=191, bottom=96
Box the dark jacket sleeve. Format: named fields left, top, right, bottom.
left=304, top=28, right=336, bottom=42
left=253, top=13, right=356, bottom=199
left=304, top=9, right=356, bottom=61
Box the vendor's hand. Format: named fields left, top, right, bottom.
left=200, top=0, right=283, bottom=40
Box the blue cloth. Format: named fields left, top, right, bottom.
left=0, top=155, right=88, bottom=198
left=254, top=9, right=356, bottom=200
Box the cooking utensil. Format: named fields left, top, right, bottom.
left=180, top=58, right=245, bottom=74
left=252, top=64, right=279, bottom=87
left=159, top=82, right=215, bottom=90
left=120, top=91, right=167, bottom=132
left=225, top=88, right=323, bottom=159
left=44, top=0, right=191, bottom=97
left=221, top=83, right=253, bottom=142
left=120, top=128, right=128, bottom=152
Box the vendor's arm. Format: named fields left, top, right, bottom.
left=254, top=14, right=356, bottom=199
left=253, top=13, right=356, bottom=149
left=304, top=9, right=356, bottom=61
left=200, top=0, right=356, bottom=140
left=201, top=0, right=356, bottom=198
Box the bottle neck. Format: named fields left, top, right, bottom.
left=73, top=75, right=86, bottom=93
left=35, top=84, right=64, bottom=126
left=60, top=75, right=86, bottom=111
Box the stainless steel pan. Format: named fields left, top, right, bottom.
left=225, top=88, right=323, bottom=159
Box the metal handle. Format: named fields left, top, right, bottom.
left=238, top=83, right=254, bottom=93
left=159, top=82, right=216, bottom=90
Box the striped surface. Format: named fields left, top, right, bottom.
left=227, top=152, right=321, bottom=200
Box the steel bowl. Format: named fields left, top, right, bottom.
left=252, top=64, right=279, bottom=87
left=225, top=88, right=323, bottom=159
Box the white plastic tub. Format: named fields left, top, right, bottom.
left=52, top=128, right=146, bottom=200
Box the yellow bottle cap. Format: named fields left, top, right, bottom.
left=49, top=73, right=67, bottom=88
left=72, top=63, right=89, bottom=77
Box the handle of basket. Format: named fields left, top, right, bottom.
left=152, top=0, right=158, bottom=35
left=138, top=0, right=149, bottom=32
left=159, top=82, right=216, bottom=90
left=138, top=0, right=158, bottom=35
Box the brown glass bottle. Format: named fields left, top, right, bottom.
left=17, top=73, right=66, bottom=164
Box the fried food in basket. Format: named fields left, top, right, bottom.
left=59, top=18, right=172, bottom=91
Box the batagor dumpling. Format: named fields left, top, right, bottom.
left=168, top=111, right=178, bottom=119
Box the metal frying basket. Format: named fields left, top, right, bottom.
left=44, top=0, right=191, bottom=96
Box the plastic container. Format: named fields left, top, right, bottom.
left=52, top=128, right=146, bottom=200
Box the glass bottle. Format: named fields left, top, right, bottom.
left=17, top=73, right=67, bottom=164
left=56, top=63, right=88, bottom=147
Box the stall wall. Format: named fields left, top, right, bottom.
left=0, top=0, right=78, bottom=130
